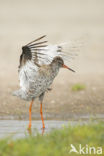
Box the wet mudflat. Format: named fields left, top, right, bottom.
left=0, top=0, right=104, bottom=121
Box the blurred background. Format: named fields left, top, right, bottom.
left=0, top=0, right=104, bottom=120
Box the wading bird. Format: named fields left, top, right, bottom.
left=13, top=35, right=75, bottom=130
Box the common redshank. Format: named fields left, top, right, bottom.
left=13, top=35, right=75, bottom=130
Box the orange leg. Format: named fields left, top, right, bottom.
left=40, top=103, right=45, bottom=129
left=28, top=99, right=34, bottom=130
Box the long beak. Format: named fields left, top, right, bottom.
left=63, top=64, right=75, bottom=72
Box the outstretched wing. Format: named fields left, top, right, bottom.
left=18, top=35, right=48, bottom=70
left=19, top=35, right=82, bottom=70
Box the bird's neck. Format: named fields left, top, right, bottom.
left=50, top=62, right=60, bottom=77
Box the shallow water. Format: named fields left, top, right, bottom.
left=0, top=119, right=103, bottom=139
left=0, top=120, right=70, bottom=139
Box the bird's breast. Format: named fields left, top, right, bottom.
left=19, top=63, right=59, bottom=100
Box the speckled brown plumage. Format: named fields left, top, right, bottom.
left=13, top=35, right=75, bottom=130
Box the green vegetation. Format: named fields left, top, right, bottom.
left=72, top=83, right=86, bottom=91
left=0, top=122, right=104, bottom=156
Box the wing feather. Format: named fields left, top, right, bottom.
left=19, top=35, right=82, bottom=70
left=19, top=35, right=48, bottom=69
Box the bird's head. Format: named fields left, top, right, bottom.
left=52, top=56, right=75, bottom=72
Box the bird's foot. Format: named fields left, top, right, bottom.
left=41, top=127, right=45, bottom=135
left=27, top=124, right=32, bottom=135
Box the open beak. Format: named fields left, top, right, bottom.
left=63, top=64, right=75, bottom=72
